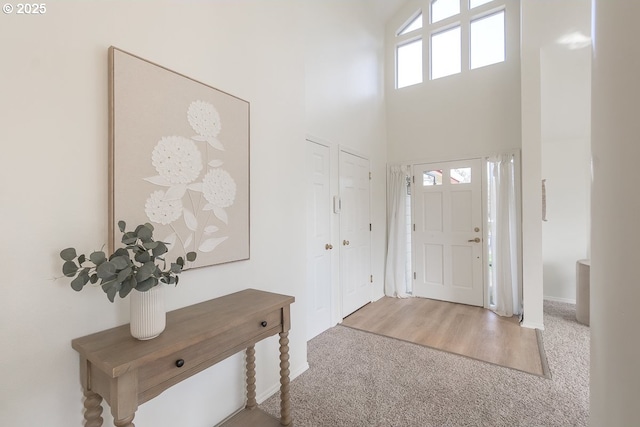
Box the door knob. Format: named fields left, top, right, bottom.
left=468, top=237, right=481, bottom=243
left=325, top=243, right=333, bottom=250
left=343, top=240, right=350, bottom=246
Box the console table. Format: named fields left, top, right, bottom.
left=72, top=289, right=295, bottom=427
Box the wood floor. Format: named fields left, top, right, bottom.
left=342, top=297, right=548, bottom=377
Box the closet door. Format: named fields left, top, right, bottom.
left=306, top=141, right=333, bottom=340
left=339, top=150, right=371, bottom=317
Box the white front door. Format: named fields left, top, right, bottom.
left=412, top=159, right=484, bottom=306
left=340, top=150, right=371, bottom=317
left=306, top=141, right=333, bottom=340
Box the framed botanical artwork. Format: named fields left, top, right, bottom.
left=108, top=47, right=250, bottom=268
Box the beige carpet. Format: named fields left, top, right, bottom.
left=260, top=301, right=589, bottom=426
left=341, top=297, right=548, bottom=377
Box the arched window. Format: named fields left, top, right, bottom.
left=395, top=0, right=507, bottom=88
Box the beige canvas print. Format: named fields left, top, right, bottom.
left=109, top=47, right=250, bottom=268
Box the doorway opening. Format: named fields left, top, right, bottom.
left=395, top=153, right=521, bottom=315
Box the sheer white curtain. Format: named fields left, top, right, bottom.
left=385, top=165, right=411, bottom=298
left=488, top=154, right=521, bottom=316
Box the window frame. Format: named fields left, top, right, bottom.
left=396, top=37, right=424, bottom=89
left=393, top=0, right=507, bottom=88
left=469, top=7, right=506, bottom=70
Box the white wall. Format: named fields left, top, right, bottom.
left=0, top=1, right=308, bottom=426
left=541, top=40, right=591, bottom=303
left=591, top=2, right=640, bottom=424
left=521, top=0, right=591, bottom=328
left=386, top=0, right=522, bottom=164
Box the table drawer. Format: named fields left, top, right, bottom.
left=138, top=308, right=282, bottom=394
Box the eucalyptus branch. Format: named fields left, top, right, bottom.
left=59, top=220, right=197, bottom=302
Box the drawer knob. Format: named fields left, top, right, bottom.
left=261, top=321, right=268, bottom=327
left=175, top=359, right=185, bottom=368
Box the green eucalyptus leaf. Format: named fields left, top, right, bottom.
left=135, top=261, right=156, bottom=282
left=77, top=254, right=86, bottom=265
left=170, top=263, right=182, bottom=274
left=119, top=279, right=133, bottom=298
left=100, top=279, right=116, bottom=291
left=186, top=252, right=197, bottom=262
left=136, top=277, right=157, bottom=292
left=152, top=242, right=168, bottom=257
left=176, top=257, right=184, bottom=266
left=70, top=271, right=89, bottom=291
left=144, top=222, right=154, bottom=232
left=110, top=255, right=129, bottom=270
left=62, top=261, right=78, bottom=277
left=113, top=247, right=129, bottom=258
left=117, top=266, right=132, bottom=282
left=122, top=232, right=137, bottom=245
left=60, top=248, right=77, bottom=261
left=136, top=225, right=153, bottom=241
left=96, top=261, right=117, bottom=279
left=90, top=251, right=106, bottom=265
left=135, top=251, right=151, bottom=263
left=143, top=241, right=159, bottom=250
left=106, top=285, right=118, bottom=303
left=118, top=220, right=126, bottom=232
left=90, top=273, right=98, bottom=284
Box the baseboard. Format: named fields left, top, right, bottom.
left=544, top=296, right=576, bottom=304
left=256, top=361, right=309, bottom=404
left=521, top=320, right=545, bottom=330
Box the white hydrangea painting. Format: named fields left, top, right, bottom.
left=109, top=47, right=249, bottom=269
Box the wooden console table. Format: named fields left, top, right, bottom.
left=72, top=289, right=294, bottom=427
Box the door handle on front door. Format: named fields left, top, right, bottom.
left=468, top=237, right=481, bottom=243
left=325, top=244, right=333, bottom=250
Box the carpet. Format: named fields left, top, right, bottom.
left=260, top=301, right=589, bottom=426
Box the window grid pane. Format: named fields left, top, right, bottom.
left=399, top=12, right=423, bottom=35
left=431, top=26, right=461, bottom=80
left=451, top=168, right=472, bottom=184
left=397, top=39, right=423, bottom=88
left=470, top=11, right=505, bottom=69
left=423, top=170, right=443, bottom=186
left=431, top=0, right=460, bottom=24
left=470, top=0, right=493, bottom=9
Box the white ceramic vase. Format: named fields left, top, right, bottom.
left=130, top=286, right=166, bottom=340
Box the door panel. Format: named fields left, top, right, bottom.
left=413, top=158, right=483, bottom=306
left=306, top=141, right=332, bottom=340
left=340, top=151, right=371, bottom=317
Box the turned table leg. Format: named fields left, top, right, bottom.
left=113, top=414, right=135, bottom=427
left=245, top=345, right=257, bottom=409
left=279, top=331, right=291, bottom=426
left=83, top=390, right=104, bottom=427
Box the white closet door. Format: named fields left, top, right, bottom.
left=339, top=150, right=371, bottom=317
left=306, top=141, right=333, bottom=340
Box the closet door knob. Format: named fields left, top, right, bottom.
left=261, top=321, right=268, bottom=327
left=175, top=359, right=185, bottom=368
